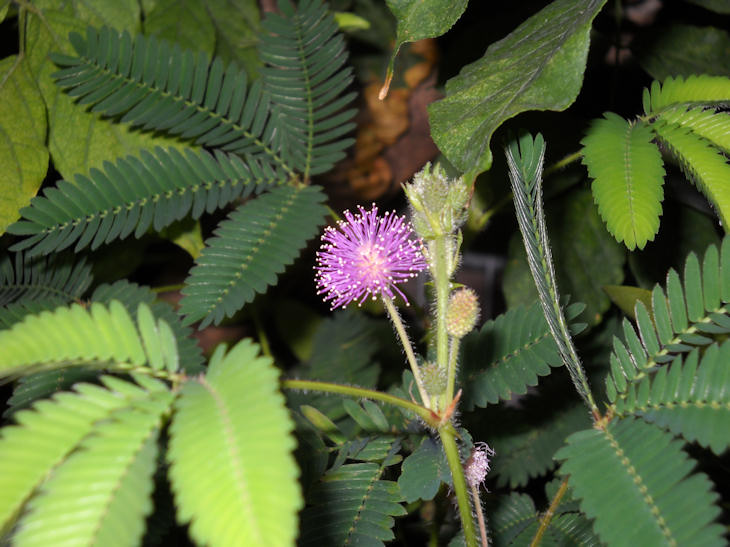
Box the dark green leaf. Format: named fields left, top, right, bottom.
left=428, top=0, right=607, bottom=174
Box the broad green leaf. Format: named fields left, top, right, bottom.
left=24, top=9, right=188, bottom=180
left=0, top=1, right=9, bottom=23
left=429, top=0, right=607, bottom=175
left=383, top=0, right=466, bottom=96
left=0, top=56, right=49, bottom=235
left=31, top=0, right=140, bottom=31
left=504, top=189, right=625, bottom=325
left=143, top=0, right=215, bottom=54
left=205, top=0, right=260, bottom=77
left=582, top=114, right=665, bottom=250
left=168, top=339, right=301, bottom=546
left=636, top=24, right=730, bottom=80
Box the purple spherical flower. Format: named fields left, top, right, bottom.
left=315, top=204, right=427, bottom=310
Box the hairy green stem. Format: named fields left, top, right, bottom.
left=282, top=379, right=438, bottom=427
left=382, top=296, right=431, bottom=408
left=430, top=236, right=451, bottom=410
left=439, top=424, right=477, bottom=547
left=446, top=337, right=460, bottom=407
left=530, top=477, right=569, bottom=547
left=470, top=482, right=489, bottom=547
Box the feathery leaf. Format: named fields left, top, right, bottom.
left=506, top=133, right=596, bottom=411
left=652, top=119, right=730, bottom=228
left=179, top=184, right=327, bottom=327
left=0, top=375, right=169, bottom=534
left=260, top=0, right=356, bottom=178
left=12, top=381, right=173, bottom=547
left=7, top=147, right=283, bottom=256
left=556, top=418, right=724, bottom=546
left=643, top=74, right=730, bottom=114
left=581, top=113, right=665, bottom=250
left=615, top=345, right=730, bottom=455
left=167, top=338, right=301, bottom=547
left=0, top=300, right=180, bottom=378
left=460, top=300, right=585, bottom=409
left=50, top=25, right=290, bottom=171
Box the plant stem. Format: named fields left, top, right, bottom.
left=470, top=482, right=489, bottom=547
left=382, top=296, right=431, bottom=408
left=446, top=337, right=460, bottom=407
left=530, top=476, right=569, bottom=547
left=429, top=236, right=451, bottom=409
left=439, top=423, right=478, bottom=547
left=282, top=379, right=438, bottom=427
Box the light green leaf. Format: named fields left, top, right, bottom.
left=143, top=0, right=215, bottom=54
left=636, top=24, right=730, bottom=80
left=13, top=386, right=172, bottom=547
left=204, top=0, right=260, bottom=77
left=0, top=1, right=9, bottom=23
left=504, top=189, right=625, bottom=325
left=24, top=9, right=188, bottom=180
left=168, top=339, right=301, bottom=546
left=383, top=0, right=466, bottom=96
left=159, top=219, right=205, bottom=260
left=582, top=113, right=666, bottom=250
left=0, top=56, right=49, bottom=235
left=31, top=0, right=140, bottom=31
left=429, top=0, right=607, bottom=175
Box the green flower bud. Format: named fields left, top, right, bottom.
left=420, top=361, right=447, bottom=397
left=404, top=163, right=469, bottom=239
left=446, top=288, right=480, bottom=338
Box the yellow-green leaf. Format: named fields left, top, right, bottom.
left=0, top=56, right=49, bottom=235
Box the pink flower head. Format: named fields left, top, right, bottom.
left=315, top=204, right=427, bottom=310
left=465, top=442, right=495, bottom=490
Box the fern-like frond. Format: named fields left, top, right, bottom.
left=615, top=345, right=730, bottom=455
left=50, top=26, right=291, bottom=172
left=643, top=75, right=730, bottom=114
left=12, top=380, right=173, bottom=547
left=90, top=280, right=203, bottom=373
left=605, top=237, right=730, bottom=403
left=260, top=0, right=356, bottom=178
left=652, top=119, right=730, bottom=227
left=0, top=253, right=92, bottom=308
left=491, top=403, right=590, bottom=488
left=179, top=184, right=327, bottom=327
left=7, top=147, right=282, bottom=257
left=167, top=338, right=301, bottom=546
left=490, top=493, right=537, bottom=546
left=556, top=418, right=724, bottom=546
left=581, top=113, right=665, bottom=250
left=506, top=133, right=596, bottom=412
left=3, top=367, right=99, bottom=416
left=659, top=106, right=730, bottom=155
left=460, top=299, right=585, bottom=410
left=298, top=461, right=406, bottom=546
left=0, top=300, right=180, bottom=378
left=0, top=375, right=169, bottom=534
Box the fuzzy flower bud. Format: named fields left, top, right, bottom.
left=446, top=288, right=480, bottom=338
left=403, top=163, right=469, bottom=239
left=464, top=442, right=495, bottom=490
left=420, top=362, right=447, bottom=397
